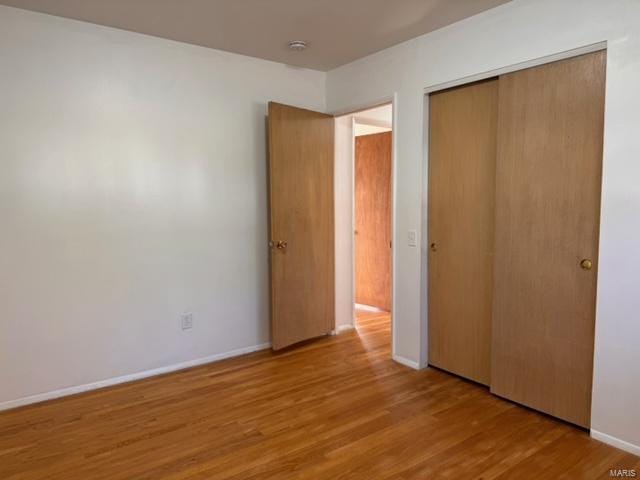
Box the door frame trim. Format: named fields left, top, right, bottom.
left=422, top=41, right=606, bottom=95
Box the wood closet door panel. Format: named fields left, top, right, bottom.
left=428, top=79, right=498, bottom=386
left=491, top=51, right=606, bottom=427
left=355, top=132, right=392, bottom=311
left=268, top=102, right=335, bottom=350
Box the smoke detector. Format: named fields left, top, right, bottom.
left=288, top=40, right=307, bottom=52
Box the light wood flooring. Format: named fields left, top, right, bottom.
left=0, top=311, right=637, bottom=479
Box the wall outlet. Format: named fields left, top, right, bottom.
left=181, top=312, right=194, bottom=330
left=407, top=229, right=418, bottom=247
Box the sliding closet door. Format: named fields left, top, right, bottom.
left=491, top=51, right=606, bottom=427
left=428, top=79, right=498, bottom=386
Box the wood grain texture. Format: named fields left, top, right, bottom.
left=1, top=312, right=637, bottom=479
left=491, top=51, right=606, bottom=428
left=355, top=132, right=392, bottom=311
left=427, top=79, right=498, bottom=386
left=268, top=102, right=335, bottom=350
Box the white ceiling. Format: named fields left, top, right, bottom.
left=0, top=0, right=510, bottom=71
left=354, top=104, right=393, bottom=136
left=354, top=104, right=393, bottom=126
left=354, top=124, right=392, bottom=137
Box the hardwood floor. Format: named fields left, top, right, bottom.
left=0, top=312, right=637, bottom=479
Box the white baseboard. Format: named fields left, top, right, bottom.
left=591, top=429, right=640, bottom=456
left=393, top=354, right=420, bottom=370
left=336, top=324, right=355, bottom=333
left=355, top=303, right=387, bottom=313
left=0, top=342, right=271, bottom=412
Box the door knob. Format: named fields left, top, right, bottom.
left=580, top=259, right=593, bottom=270
left=276, top=240, right=288, bottom=250
left=430, top=242, right=437, bottom=252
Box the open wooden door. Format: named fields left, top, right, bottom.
left=268, top=102, right=335, bottom=350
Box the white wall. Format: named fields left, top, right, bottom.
left=0, top=6, right=325, bottom=407
left=326, top=0, right=640, bottom=453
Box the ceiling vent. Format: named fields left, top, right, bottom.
left=288, top=40, right=307, bottom=52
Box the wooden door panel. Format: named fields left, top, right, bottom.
left=491, top=51, right=606, bottom=427
left=427, top=79, right=498, bottom=386
left=268, top=102, right=335, bottom=350
left=355, top=132, right=392, bottom=311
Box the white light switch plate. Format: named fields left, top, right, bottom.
left=407, top=230, right=418, bottom=247
left=181, top=312, right=194, bottom=330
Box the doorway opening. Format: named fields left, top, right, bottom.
left=335, top=103, right=394, bottom=348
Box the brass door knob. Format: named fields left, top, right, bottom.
left=276, top=240, right=288, bottom=250
left=580, top=259, right=593, bottom=270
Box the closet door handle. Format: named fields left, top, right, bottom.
left=430, top=242, right=437, bottom=252
left=580, top=258, right=593, bottom=270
